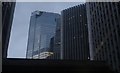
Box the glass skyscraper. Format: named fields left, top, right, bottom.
left=46, top=17, right=61, bottom=59
left=53, top=17, right=61, bottom=59
left=26, top=11, right=60, bottom=59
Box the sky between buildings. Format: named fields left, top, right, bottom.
left=7, top=2, right=84, bottom=58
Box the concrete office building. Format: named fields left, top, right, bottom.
left=86, top=2, right=120, bottom=73
left=26, top=11, right=60, bottom=59
left=61, top=4, right=90, bottom=60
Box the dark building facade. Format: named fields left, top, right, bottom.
left=26, top=11, right=60, bottom=59
left=49, top=37, right=54, bottom=52
left=2, top=2, right=16, bottom=58
left=53, top=17, right=61, bottom=59
left=61, top=4, right=90, bottom=60
left=86, top=2, right=120, bottom=73
left=46, top=17, right=61, bottom=59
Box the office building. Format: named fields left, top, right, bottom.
left=2, top=2, right=16, bottom=58
left=46, top=37, right=55, bottom=59
left=53, top=17, right=61, bottom=59
left=86, top=2, right=120, bottom=73
left=61, top=4, right=90, bottom=60
left=46, top=17, right=61, bottom=59
left=26, top=11, right=60, bottom=59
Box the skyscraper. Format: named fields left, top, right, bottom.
left=53, top=17, right=61, bottom=59
left=2, top=2, right=16, bottom=58
left=86, top=2, right=120, bottom=73
left=26, top=11, right=60, bottom=59
left=61, top=4, right=90, bottom=60
left=46, top=17, right=61, bottom=59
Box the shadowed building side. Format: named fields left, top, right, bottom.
left=2, top=2, right=16, bottom=58
left=61, top=4, right=90, bottom=60
left=46, top=17, right=61, bottom=59
left=86, top=2, right=120, bottom=73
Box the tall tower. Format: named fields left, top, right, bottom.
left=53, top=17, right=61, bottom=59
left=86, top=2, right=120, bottom=73
left=2, top=2, right=16, bottom=58
left=61, top=4, right=90, bottom=60
left=26, top=11, right=60, bottom=59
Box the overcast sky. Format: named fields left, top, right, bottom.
left=7, top=2, right=84, bottom=58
